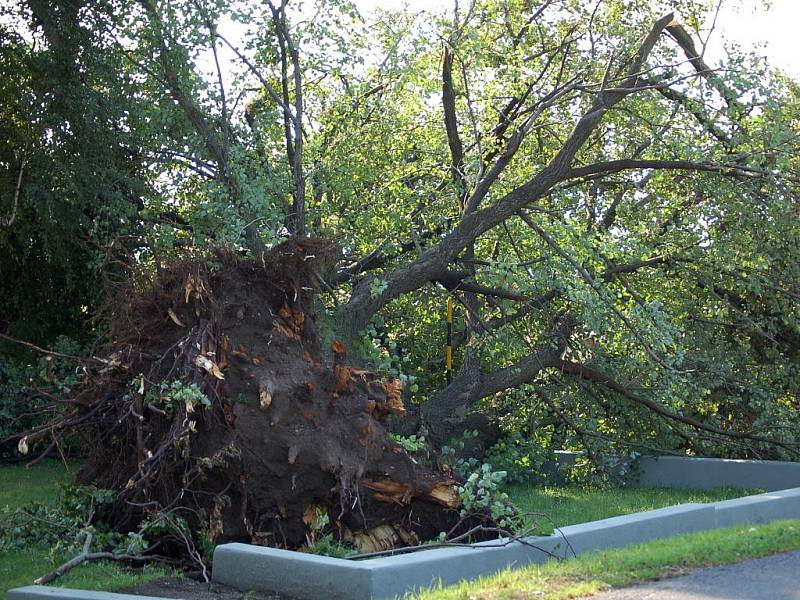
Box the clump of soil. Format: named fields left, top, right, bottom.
left=37, top=239, right=491, bottom=556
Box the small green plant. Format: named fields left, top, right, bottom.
left=303, top=533, right=357, bottom=558
left=390, top=433, right=426, bottom=453
left=143, top=379, right=211, bottom=415
left=302, top=507, right=356, bottom=558
left=369, top=277, right=388, bottom=298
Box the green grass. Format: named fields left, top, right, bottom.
left=0, top=460, right=76, bottom=510
left=0, top=461, right=169, bottom=600
left=506, top=483, right=759, bottom=533
left=414, top=519, right=800, bottom=600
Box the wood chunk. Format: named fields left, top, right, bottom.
left=363, top=479, right=412, bottom=505
left=384, top=379, right=405, bottom=416
left=347, top=524, right=400, bottom=554
left=424, top=481, right=461, bottom=508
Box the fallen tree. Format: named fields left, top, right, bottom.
left=16, top=239, right=499, bottom=557
left=5, top=0, right=800, bottom=571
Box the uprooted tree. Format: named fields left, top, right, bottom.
left=3, top=0, right=800, bottom=564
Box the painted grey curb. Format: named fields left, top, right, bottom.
left=7, top=587, right=175, bottom=600
left=556, top=502, right=714, bottom=555
left=362, top=502, right=713, bottom=598
left=635, top=456, right=800, bottom=491
left=210, top=487, right=800, bottom=600
left=212, top=543, right=373, bottom=600
left=713, top=487, right=800, bottom=528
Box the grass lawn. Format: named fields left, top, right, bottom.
left=414, top=518, right=800, bottom=600
left=0, top=460, right=75, bottom=510
left=0, top=461, right=170, bottom=600
left=506, top=483, right=759, bottom=533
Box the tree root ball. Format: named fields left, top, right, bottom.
left=75, top=239, right=491, bottom=555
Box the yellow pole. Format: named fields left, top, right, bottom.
left=446, top=296, right=453, bottom=381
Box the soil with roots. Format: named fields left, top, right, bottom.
left=44, top=239, right=493, bottom=558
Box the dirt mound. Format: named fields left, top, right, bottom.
left=53, top=239, right=489, bottom=556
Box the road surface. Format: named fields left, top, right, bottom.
left=583, top=550, right=800, bottom=600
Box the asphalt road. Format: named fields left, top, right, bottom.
left=583, top=550, right=800, bottom=600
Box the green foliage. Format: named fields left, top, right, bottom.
left=141, top=380, right=211, bottom=416
left=0, top=337, right=85, bottom=458
left=457, top=463, right=520, bottom=530
left=390, top=433, right=427, bottom=453
left=0, top=485, right=134, bottom=558
left=440, top=429, right=483, bottom=475
left=484, top=432, right=555, bottom=485
left=352, top=316, right=419, bottom=392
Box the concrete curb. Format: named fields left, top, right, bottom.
left=209, top=487, right=800, bottom=600
left=634, top=456, right=800, bottom=491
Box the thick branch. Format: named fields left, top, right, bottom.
left=436, top=270, right=529, bottom=301
left=419, top=315, right=573, bottom=444
left=477, top=316, right=574, bottom=397
left=651, top=82, right=731, bottom=143
left=34, top=530, right=162, bottom=585
left=442, top=44, right=466, bottom=206
left=3, top=147, right=26, bottom=228
left=140, top=0, right=265, bottom=256
left=566, top=158, right=741, bottom=180
left=665, top=22, right=743, bottom=112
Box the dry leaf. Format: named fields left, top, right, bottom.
left=184, top=275, right=195, bottom=304
left=259, top=388, right=272, bottom=411
left=302, top=504, right=320, bottom=525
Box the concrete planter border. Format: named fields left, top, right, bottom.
left=9, top=457, right=800, bottom=600
left=635, top=456, right=800, bottom=491
left=211, top=487, right=800, bottom=600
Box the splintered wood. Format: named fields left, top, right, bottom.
left=344, top=524, right=421, bottom=554
left=363, top=478, right=460, bottom=509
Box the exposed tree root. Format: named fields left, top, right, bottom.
left=17, top=239, right=498, bottom=561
